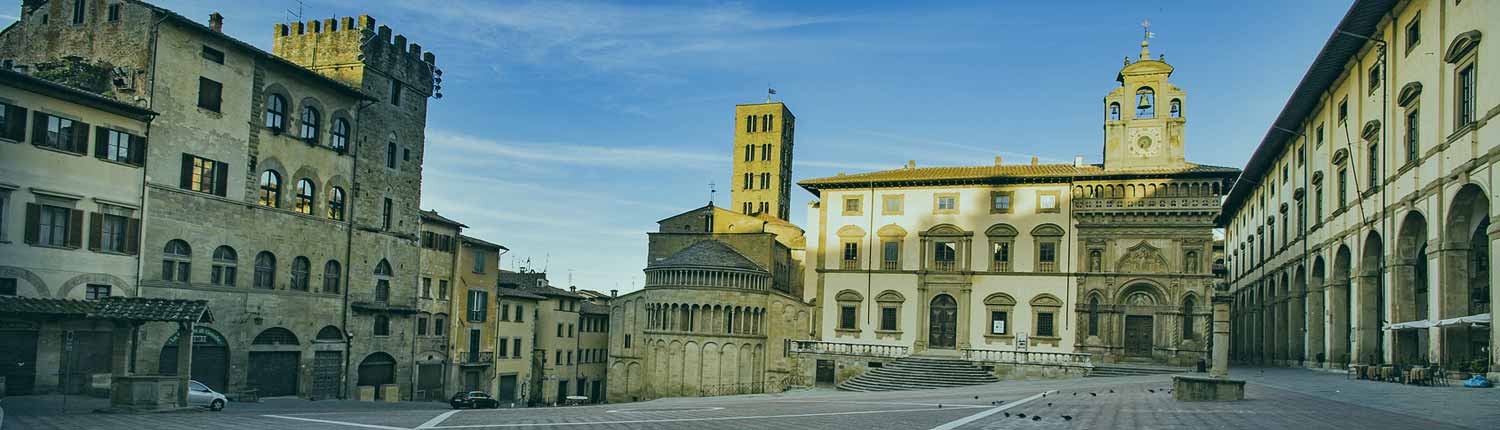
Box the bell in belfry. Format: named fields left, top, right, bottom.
left=1137, top=92, right=1153, bottom=110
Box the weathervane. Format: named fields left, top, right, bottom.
left=1139, top=19, right=1155, bottom=60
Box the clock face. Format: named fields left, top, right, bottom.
left=1127, top=127, right=1162, bottom=156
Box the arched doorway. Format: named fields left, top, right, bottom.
left=1359, top=231, right=1385, bottom=364
left=1119, top=284, right=1160, bottom=359
left=249, top=327, right=301, bottom=397
left=1309, top=256, right=1327, bottom=365
left=1443, top=184, right=1490, bottom=368
left=311, top=326, right=345, bottom=399
left=928, top=295, right=958, bottom=349
left=159, top=326, right=229, bottom=392
left=1331, top=245, right=1353, bottom=366
left=1394, top=211, right=1429, bottom=364
left=357, top=352, right=397, bottom=400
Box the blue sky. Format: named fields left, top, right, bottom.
left=7, top=1, right=1354, bottom=293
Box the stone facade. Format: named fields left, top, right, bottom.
left=0, top=1, right=438, bottom=400
left=1222, top=0, right=1500, bottom=378
left=414, top=211, right=460, bottom=400
left=798, top=39, right=1236, bottom=367
left=730, top=102, right=795, bottom=220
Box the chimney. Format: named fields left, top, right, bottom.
left=569, top=285, right=576, bottom=293
left=906, top=160, right=916, bottom=169
left=1074, top=155, right=1085, bottom=167
left=610, top=289, right=618, bottom=298
left=994, top=156, right=1003, bottom=166
left=1030, top=156, right=1039, bottom=166
left=209, top=12, right=224, bottom=32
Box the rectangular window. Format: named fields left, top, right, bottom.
left=842, top=196, right=861, bottom=215
left=107, top=3, right=120, bottom=22
left=934, top=194, right=957, bottom=213
left=557, top=323, right=563, bottom=337
left=882, top=240, right=900, bottom=270
left=498, top=337, right=508, bottom=358
left=1316, top=124, right=1325, bottom=147
left=421, top=277, right=432, bottom=298
left=1036, top=312, right=1055, bottom=337
left=881, top=195, right=903, bottom=215
left=434, top=317, right=445, bottom=336
left=1, top=101, right=27, bottom=142
left=473, top=250, right=486, bottom=273
left=201, top=46, right=224, bottom=64
left=85, top=284, right=110, bottom=300
left=1037, top=192, right=1058, bottom=213
left=36, top=204, right=72, bottom=247
left=990, top=311, right=1007, bottom=335
left=1458, top=64, right=1476, bottom=127
left=0, top=191, right=8, bottom=242
left=1337, top=97, right=1348, bottom=123
left=841, top=242, right=859, bottom=269
left=990, top=191, right=1012, bottom=213
left=467, top=290, right=487, bottom=322
left=1404, top=13, right=1420, bottom=55
left=382, top=198, right=393, bottom=230
left=1406, top=109, right=1420, bottom=164
left=98, top=213, right=127, bottom=253
left=1337, top=168, right=1348, bottom=209
left=35, top=113, right=84, bottom=153
left=1315, top=184, right=1324, bottom=222
left=515, top=304, right=523, bottom=321
left=992, top=241, right=1011, bottom=272
left=933, top=241, right=957, bottom=271
left=501, top=303, right=510, bottom=321
left=879, top=307, right=897, bottom=331
left=71, top=0, right=85, bottom=24
left=1282, top=165, right=1289, bottom=184
left=1368, top=143, right=1379, bottom=186
left=197, top=77, right=222, bottom=112
left=1297, top=145, right=1305, bottom=166
left=761, top=143, right=771, bottom=161
left=513, top=337, right=523, bottom=357
left=838, top=305, right=857, bottom=330
left=389, top=77, right=401, bottom=106
left=181, top=154, right=226, bottom=196
left=1368, top=63, right=1381, bottom=93
left=0, top=278, right=15, bottom=296
left=1038, top=242, right=1057, bottom=272
left=417, top=317, right=428, bottom=336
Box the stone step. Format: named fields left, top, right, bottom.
left=838, top=356, right=999, bottom=392
left=1085, top=364, right=1189, bottom=378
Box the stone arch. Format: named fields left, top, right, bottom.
left=1308, top=254, right=1328, bottom=364
left=0, top=266, right=50, bottom=297
left=876, top=224, right=907, bottom=238
left=985, top=223, right=1018, bottom=237
left=925, top=224, right=965, bottom=236
left=875, top=290, right=904, bottom=303
left=356, top=352, right=397, bottom=397
left=251, top=327, right=301, bottom=346
left=835, top=289, right=863, bottom=302
left=1030, top=223, right=1065, bottom=237
left=1441, top=183, right=1489, bottom=366
left=261, top=83, right=294, bottom=131
left=836, top=225, right=866, bottom=238
left=1393, top=210, right=1429, bottom=363
left=1029, top=293, right=1063, bottom=307
left=315, top=325, right=344, bottom=342
left=1356, top=231, right=1386, bottom=364
left=983, top=292, right=1016, bottom=306
left=57, top=273, right=134, bottom=299
left=1113, top=280, right=1166, bottom=306
left=1330, top=243, right=1354, bottom=365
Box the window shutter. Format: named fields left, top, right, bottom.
left=130, top=135, right=147, bottom=166
left=125, top=218, right=140, bottom=255
left=480, top=292, right=489, bottom=321
left=94, top=126, right=108, bottom=160
left=5, top=104, right=27, bottom=141
left=71, top=120, right=90, bottom=154
left=66, top=209, right=84, bottom=248
left=214, top=161, right=229, bottom=196
left=23, top=203, right=40, bottom=244
left=179, top=153, right=193, bottom=189
left=88, top=212, right=102, bottom=251
left=31, top=113, right=46, bottom=146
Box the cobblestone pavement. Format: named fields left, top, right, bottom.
left=4, top=368, right=1496, bottom=429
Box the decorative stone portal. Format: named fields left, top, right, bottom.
left=928, top=295, right=958, bottom=349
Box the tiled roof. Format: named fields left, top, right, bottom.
left=0, top=296, right=94, bottom=316
left=1, top=70, right=156, bottom=120
left=497, top=271, right=584, bottom=298
left=460, top=235, right=506, bottom=251
left=421, top=210, right=468, bottom=228
left=799, top=163, right=1239, bottom=190
left=496, top=287, right=545, bottom=300
left=649, top=240, right=767, bottom=272
left=89, top=297, right=211, bottom=323
left=580, top=302, right=610, bottom=315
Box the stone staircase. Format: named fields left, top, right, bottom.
left=1085, top=363, right=1191, bottom=378
left=837, top=356, right=999, bottom=392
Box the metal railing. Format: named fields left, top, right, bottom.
left=961, top=348, right=1092, bottom=367
left=789, top=340, right=910, bottom=358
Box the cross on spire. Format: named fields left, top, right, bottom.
left=1139, top=19, right=1155, bottom=60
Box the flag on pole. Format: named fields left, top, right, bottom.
left=768, top=88, right=777, bottom=95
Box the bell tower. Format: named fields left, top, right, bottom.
left=731, top=102, right=795, bottom=220
left=1102, top=29, right=1187, bottom=171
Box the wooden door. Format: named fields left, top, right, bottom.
left=929, top=295, right=958, bottom=349
left=815, top=360, right=834, bottom=386
left=1125, top=315, right=1154, bottom=357
left=248, top=351, right=300, bottom=397
left=311, top=351, right=342, bottom=399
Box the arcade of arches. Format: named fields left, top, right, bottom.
left=1230, top=185, right=1493, bottom=371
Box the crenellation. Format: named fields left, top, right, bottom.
left=308, top=19, right=320, bottom=33
left=409, top=43, right=421, bottom=59
left=292, top=21, right=304, bottom=35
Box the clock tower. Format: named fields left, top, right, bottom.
left=1102, top=35, right=1187, bottom=171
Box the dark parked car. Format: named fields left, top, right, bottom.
left=450, top=391, right=499, bottom=409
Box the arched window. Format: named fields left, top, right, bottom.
left=1182, top=296, right=1197, bottom=340
left=330, top=118, right=349, bottom=152
left=294, top=179, right=315, bottom=215
left=252, top=327, right=300, bottom=345
left=386, top=141, right=397, bottom=169
left=745, top=115, right=756, bottom=133
left=315, top=326, right=343, bottom=341
left=258, top=170, right=281, bottom=208
left=374, top=315, right=390, bottom=336
left=253, top=251, right=276, bottom=289
left=763, top=114, right=774, bottom=132
left=299, top=106, right=320, bottom=143
left=374, top=259, right=392, bottom=302
left=328, top=187, right=346, bottom=221
left=264, top=94, right=286, bottom=130
left=1087, top=296, right=1100, bottom=336
left=163, top=239, right=192, bottom=282
left=211, top=245, right=237, bottom=286
left=1169, top=98, right=1182, bottom=118
left=1135, top=87, right=1156, bottom=118
left=323, top=260, right=342, bottom=293
left=1108, top=102, right=1120, bottom=121
left=290, top=256, right=311, bottom=291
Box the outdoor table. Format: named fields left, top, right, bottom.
left=1380, top=366, right=1395, bottom=381
left=1352, top=364, right=1368, bottom=379
left=1405, top=367, right=1426, bottom=384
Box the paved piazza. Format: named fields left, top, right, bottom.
left=3, top=369, right=1495, bottom=430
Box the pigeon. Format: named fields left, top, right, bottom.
left=1148, top=389, right=1155, bottom=393
left=1090, top=393, right=1097, bottom=397
left=1072, top=392, right=1077, bottom=396
left=1062, top=415, right=1074, bottom=421
left=1047, top=402, right=1053, bottom=407
left=938, top=404, right=943, bottom=409
left=974, top=396, right=980, bottom=399
left=1032, top=416, right=1042, bottom=421
left=1017, top=413, right=1027, bottom=418
left=1004, top=412, right=1011, bottom=418
left=1042, top=393, right=1046, bottom=398
left=1109, top=389, right=1114, bottom=393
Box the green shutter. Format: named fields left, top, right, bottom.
left=4, top=104, right=27, bottom=141
left=179, top=154, right=193, bottom=189
left=71, top=120, right=89, bottom=154
left=23, top=203, right=40, bottom=244
left=66, top=209, right=83, bottom=248
left=88, top=212, right=102, bottom=251
left=94, top=126, right=108, bottom=160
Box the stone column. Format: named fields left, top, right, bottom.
left=1306, top=284, right=1326, bottom=367
left=175, top=321, right=194, bottom=407
left=111, top=322, right=133, bottom=376
left=1212, top=290, right=1233, bottom=378
left=1354, top=272, right=1381, bottom=365
left=1276, top=298, right=1288, bottom=365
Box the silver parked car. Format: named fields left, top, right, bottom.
left=187, top=380, right=228, bottom=411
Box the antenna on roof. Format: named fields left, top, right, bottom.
left=285, top=0, right=305, bottom=23
left=542, top=253, right=550, bottom=274
left=708, top=181, right=716, bottom=206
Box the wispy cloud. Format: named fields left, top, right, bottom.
left=853, top=130, right=1068, bottom=164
